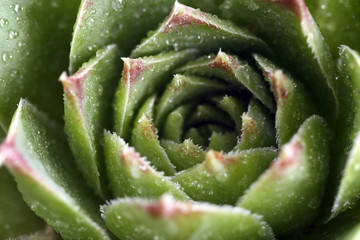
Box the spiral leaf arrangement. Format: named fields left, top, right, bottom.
left=0, top=0, right=360, bottom=239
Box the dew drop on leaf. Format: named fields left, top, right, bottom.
left=0, top=18, right=9, bottom=28
left=9, top=29, right=19, bottom=39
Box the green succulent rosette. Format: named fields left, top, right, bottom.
left=0, top=0, right=360, bottom=239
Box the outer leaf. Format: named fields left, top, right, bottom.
left=0, top=168, right=44, bottom=239
left=0, top=0, right=80, bottom=131
left=102, top=195, right=275, bottom=240
left=1, top=125, right=6, bottom=142
left=0, top=100, right=111, bottom=240
left=309, top=0, right=360, bottom=54
left=301, top=205, right=360, bottom=240
left=60, top=45, right=122, bottom=198
left=222, top=0, right=338, bottom=125
left=330, top=47, right=360, bottom=219
left=104, top=131, right=188, bottom=200
left=14, top=226, right=61, bottom=240
left=131, top=2, right=269, bottom=58
left=238, top=116, right=329, bottom=236
left=69, top=0, right=222, bottom=73
left=174, top=148, right=277, bottom=204
left=114, top=50, right=197, bottom=141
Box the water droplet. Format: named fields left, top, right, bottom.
left=222, top=1, right=232, bottom=10
left=9, top=29, right=19, bottom=39
left=112, top=0, right=124, bottom=11
left=98, top=86, right=103, bottom=94
left=10, top=69, right=19, bottom=78
left=2, top=52, right=9, bottom=62
left=0, top=18, right=9, bottom=28
left=355, top=163, right=360, bottom=171
left=11, top=3, right=23, bottom=13
left=0, top=78, right=6, bottom=87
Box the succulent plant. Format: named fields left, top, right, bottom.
left=0, top=0, right=360, bottom=239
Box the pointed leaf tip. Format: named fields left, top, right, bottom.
left=103, top=195, right=274, bottom=239
left=0, top=100, right=111, bottom=239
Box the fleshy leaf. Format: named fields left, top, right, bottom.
left=104, top=131, right=188, bottom=200
left=0, top=0, right=80, bottom=131
left=184, top=128, right=208, bottom=149
left=70, top=0, right=173, bottom=73
left=131, top=97, right=176, bottom=176
left=330, top=46, right=360, bottom=219
left=177, top=51, right=275, bottom=111
left=161, top=139, right=205, bottom=171
left=114, top=50, right=197, bottom=141
left=0, top=100, right=111, bottom=240
left=238, top=116, right=329, bottom=236
left=102, top=195, right=275, bottom=240
left=222, top=0, right=338, bottom=125
left=60, top=45, right=122, bottom=198
left=1, top=125, right=6, bottom=142
left=174, top=148, right=277, bottom=204
left=155, top=74, right=228, bottom=127
left=14, top=225, right=61, bottom=240
left=235, top=99, right=276, bottom=151
left=214, top=95, right=246, bottom=133
left=186, top=104, right=234, bottom=129
left=0, top=168, right=44, bottom=239
left=309, top=0, right=360, bottom=54
left=208, top=131, right=237, bottom=152
left=301, top=205, right=360, bottom=240
left=162, top=104, right=194, bottom=143
left=69, top=0, right=222, bottom=73
left=131, top=2, right=269, bottom=58
left=254, top=54, right=316, bottom=146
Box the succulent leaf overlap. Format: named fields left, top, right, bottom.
left=1, top=0, right=360, bottom=239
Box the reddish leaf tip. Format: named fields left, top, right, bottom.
left=122, top=58, right=147, bottom=88
left=271, top=141, right=303, bottom=176
left=78, top=0, right=94, bottom=29
left=161, top=2, right=217, bottom=33
left=0, top=131, right=33, bottom=174
left=205, top=151, right=237, bottom=172
left=270, top=70, right=288, bottom=104
left=60, top=67, right=91, bottom=102
left=119, top=145, right=150, bottom=174
left=209, top=51, right=236, bottom=75
left=141, top=195, right=189, bottom=218
left=137, top=115, right=157, bottom=140
left=242, top=114, right=258, bottom=137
